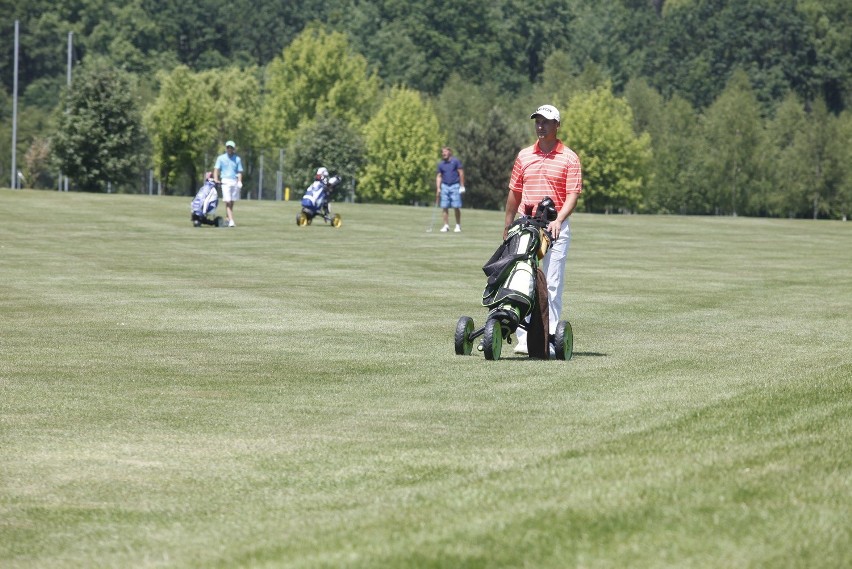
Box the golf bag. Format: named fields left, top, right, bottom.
left=481, top=198, right=558, bottom=354
left=454, top=197, right=573, bottom=361
left=297, top=174, right=342, bottom=227
left=454, top=197, right=573, bottom=360
left=300, top=178, right=332, bottom=215
left=190, top=177, right=224, bottom=227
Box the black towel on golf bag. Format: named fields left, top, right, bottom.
left=527, top=267, right=549, bottom=359
left=481, top=224, right=542, bottom=323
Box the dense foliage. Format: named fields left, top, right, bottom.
left=1, top=0, right=850, bottom=218
left=51, top=58, right=145, bottom=192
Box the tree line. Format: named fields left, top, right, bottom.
left=1, top=0, right=850, bottom=219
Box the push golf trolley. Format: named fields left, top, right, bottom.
left=296, top=174, right=342, bottom=228
left=454, top=197, right=573, bottom=361
left=191, top=176, right=226, bottom=227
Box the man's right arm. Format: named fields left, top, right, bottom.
left=503, top=190, right=522, bottom=239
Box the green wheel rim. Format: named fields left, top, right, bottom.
left=555, top=321, right=573, bottom=361
left=484, top=319, right=502, bottom=360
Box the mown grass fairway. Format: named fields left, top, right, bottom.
left=1, top=189, right=850, bottom=568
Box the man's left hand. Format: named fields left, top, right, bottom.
left=548, top=220, right=561, bottom=239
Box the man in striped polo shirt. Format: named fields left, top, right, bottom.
left=504, top=104, right=582, bottom=356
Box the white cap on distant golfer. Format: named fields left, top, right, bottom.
left=530, top=104, right=560, bottom=123
left=316, top=167, right=329, bottom=177
left=225, top=140, right=236, bottom=148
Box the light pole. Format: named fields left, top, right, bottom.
left=11, top=20, right=19, bottom=189
left=63, top=31, right=73, bottom=191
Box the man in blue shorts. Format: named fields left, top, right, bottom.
left=435, top=146, right=465, bottom=232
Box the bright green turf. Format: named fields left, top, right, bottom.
left=1, top=189, right=850, bottom=568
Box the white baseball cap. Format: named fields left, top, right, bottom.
left=530, top=105, right=560, bottom=123
left=225, top=140, right=236, bottom=148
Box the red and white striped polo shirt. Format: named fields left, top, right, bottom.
left=509, top=139, right=582, bottom=214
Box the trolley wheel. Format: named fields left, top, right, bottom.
left=553, top=320, right=573, bottom=361
left=297, top=212, right=309, bottom=227
left=483, top=319, right=503, bottom=360
left=214, top=216, right=224, bottom=227
left=454, top=316, right=475, bottom=355
left=331, top=214, right=342, bottom=228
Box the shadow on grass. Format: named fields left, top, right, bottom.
left=496, top=351, right=608, bottom=361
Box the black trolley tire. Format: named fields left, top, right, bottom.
left=483, top=319, right=503, bottom=361
left=553, top=320, right=573, bottom=361
left=454, top=316, right=474, bottom=355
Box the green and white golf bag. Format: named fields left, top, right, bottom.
left=480, top=197, right=557, bottom=332
left=481, top=221, right=549, bottom=331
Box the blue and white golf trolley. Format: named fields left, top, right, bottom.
left=296, top=171, right=342, bottom=228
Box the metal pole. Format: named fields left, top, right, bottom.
left=258, top=154, right=263, bottom=200
left=277, top=148, right=283, bottom=200
left=63, top=31, right=73, bottom=191
left=11, top=20, right=19, bottom=189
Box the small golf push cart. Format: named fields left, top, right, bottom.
left=190, top=174, right=226, bottom=227
left=454, top=197, right=573, bottom=360
left=296, top=169, right=342, bottom=228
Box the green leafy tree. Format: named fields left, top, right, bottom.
left=347, top=15, right=431, bottom=93
left=23, top=137, right=52, bottom=189
left=656, top=95, right=704, bottom=214
left=624, top=78, right=706, bottom=214
left=201, top=66, right=261, bottom=172
left=143, top=0, right=228, bottom=69
left=345, top=0, right=536, bottom=94
left=834, top=110, right=852, bottom=220
left=0, top=89, right=10, bottom=181
left=84, top=0, right=161, bottom=74
left=434, top=74, right=523, bottom=152
left=51, top=59, right=145, bottom=192
left=499, top=0, right=576, bottom=85
left=566, top=2, right=650, bottom=92
left=648, top=0, right=817, bottom=111
left=767, top=93, right=849, bottom=219
left=561, top=83, right=652, bottom=213
left=3, top=10, right=72, bottom=92
left=767, top=92, right=810, bottom=217
left=358, top=86, right=442, bottom=204
left=260, top=24, right=380, bottom=149
left=805, top=99, right=847, bottom=219
left=144, top=65, right=215, bottom=194
left=454, top=107, right=521, bottom=211
left=536, top=50, right=584, bottom=104
left=226, top=0, right=332, bottom=66
left=798, top=0, right=852, bottom=112
left=624, top=77, right=665, bottom=141
left=698, top=70, right=770, bottom=216
left=285, top=112, right=365, bottom=201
